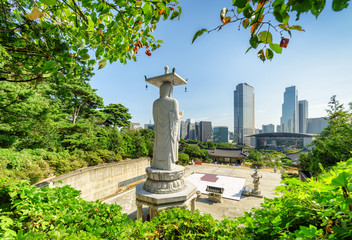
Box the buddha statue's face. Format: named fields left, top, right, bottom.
left=160, top=82, right=173, bottom=98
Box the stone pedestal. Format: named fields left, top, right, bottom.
left=144, top=165, right=187, bottom=194
left=136, top=165, right=197, bottom=220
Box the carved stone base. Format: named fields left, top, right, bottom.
left=143, top=165, right=187, bottom=194
left=136, top=181, right=197, bottom=220
left=250, top=189, right=263, bottom=198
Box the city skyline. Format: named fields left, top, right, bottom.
left=90, top=1, right=352, bottom=132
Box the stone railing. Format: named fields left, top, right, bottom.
left=35, top=158, right=150, bottom=201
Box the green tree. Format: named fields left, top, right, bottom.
left=193, top=0, right=350, bottom=61
left=216, top=142, right=234, bottom=149
left=247, top=149, right=264, bottom=168
left=0, top=81, right=62, bottom=148
left=185, top=145, right=202, bottom=159
left=201, top=141, right=216, bottom=150
left=102, top=103, right=131, bottom=127
left=178, top=152, right=190, bottom=166
left=299, top=96, right=352, bottom=174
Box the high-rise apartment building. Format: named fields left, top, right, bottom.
left=234, top=83, right=255, bottom=146
left=306, top=117, right=328, bottom=134
left=280, top=86, right=298, bottom=133
left=262, top=124, right=275, bottom=133
left=180, top=121, right=188, bottom=139
left=199, top=121, right=212, bottom=142
left=299, top=100, right=308, bottom=133
left=187, top=119, right=197, bottom=140
left=213, top=126, right=229, bottom=143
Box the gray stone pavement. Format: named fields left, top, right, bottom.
left=102, top=164, right=283, bottom=221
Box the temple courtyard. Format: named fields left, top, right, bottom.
left=103, top=164, right=283, bottom=221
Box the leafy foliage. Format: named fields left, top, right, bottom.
left=102, top=104, right=132, bottom=127
left=0, top=0, right=181, bottom=84
left=246, top=148, right=288, bottom=168
left=236, top=159, right=352, bottom=239
left=177, top=152, right=190, bottom=166
left=192, top=0, right=350, bottom=61
left=1, top=158, right=352, bottom=239
left=0, top=178, right=133, bottom=239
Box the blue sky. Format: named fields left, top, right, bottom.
left=91, top=1, right=352, bottom=131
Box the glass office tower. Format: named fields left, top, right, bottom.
left=280, top=86, right=298, bottom=133
left=213, top=126, right=229, bottom=143
left=299, top=100, right=308, bottom=133
left=234, top=83, right=255, bottom=146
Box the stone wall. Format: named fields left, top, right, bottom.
left=36, top=158, right=150, bottom=201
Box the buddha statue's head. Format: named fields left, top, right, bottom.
left=160, top=82, right=173, bottom=98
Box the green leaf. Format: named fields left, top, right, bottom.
left=311, top=0, right=326, bottom=17
left=250, top=8, right=264, bottom=25
left=242, top=18, right=249, bottom=29
left=265, top=48, right=273, bottom=60
left=170, top=10, right=178, bottom=20
left=80, top=52, right=90, bottom=61
left=44, top=0, right=56, bottom=5
left=192, top=28, right=207, bottom=44
left=249, top=35, right=259, bottom=49
left=269, top=43, right=282, bottom=54
left=233, top=0, right=247, bottom=8
left=177, top=6, right=182, bottom=20
left=98, top=59, right=107, bottom=69
left=143, top=4, right=152, bottom=23
left=332, top=172, right=351, bottom=187
left=44, top=61, right=56, bottom=70
left=289, top=25, right=305, bottom=31
left=258, top=31, right=273, bottom=44
left=332, top=0, right=349, bottom=11
left=88, top=59, right=96, bottom=67
left=257, top=49, right=265, bottom=62
left=245, top=46, right=253, bottom=53
left=96, top=46, right=104, bottom=58
left=243, top=3, right=254, bottom=18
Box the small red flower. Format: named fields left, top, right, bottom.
left=280, top=37, right=289, bottom=48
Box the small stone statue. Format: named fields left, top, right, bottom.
left=251, top=166, right=263, bottom=198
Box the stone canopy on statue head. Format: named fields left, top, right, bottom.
left=145, top=67, right=187, bottom=88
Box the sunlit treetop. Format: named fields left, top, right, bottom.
left=192, top=0, right=350, bottom=62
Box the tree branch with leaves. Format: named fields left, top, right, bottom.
left=192, top=0, right=350, bottom=61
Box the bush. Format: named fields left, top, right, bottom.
left=0, top=179, right=131, bottom=239
left=244, top=162, right=252, bottom=167
left=178, top=153, right=190, bottom=166
left=1, top=158, right=352, bottom=239
left=97, top=149, right=121, bottom=162
left=84, top=151, right=103, bottom=166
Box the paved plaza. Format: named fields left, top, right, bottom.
left=103, top=164, right=283, bottom=221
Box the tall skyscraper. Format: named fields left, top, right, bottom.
left=299, top=100, right=308, bottom=133
left=280, top=86, right=298, bottom=133
left=180, top=121, right=188, bottom=139
left=234, top=83, right=255, bottom=146
left=187, top=119, right=196, bottom=140
left=199, top=121, right=212, bottom=142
